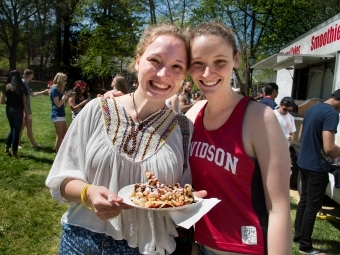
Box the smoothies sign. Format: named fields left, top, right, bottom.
left=311, top=23, right=340, bottom=51
left=281, top=17, right=340, bottom=55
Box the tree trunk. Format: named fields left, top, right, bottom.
left=55, top=0, right=62, bottom=73
left=149, top=0, right=156, bottom=24
left=9, top=45, right=17, bottom=71
left=63, top=23, right=71, bottom=67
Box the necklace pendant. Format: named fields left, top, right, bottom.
left=138, top=123, right=143, bottom=130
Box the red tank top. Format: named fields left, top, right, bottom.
left=190, top=97, right=268, bottom=255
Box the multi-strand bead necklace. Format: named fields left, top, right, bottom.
left=123, top=93, right=167, bottom=156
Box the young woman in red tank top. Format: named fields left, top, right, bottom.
left=186, top=22, right=292, bottom=255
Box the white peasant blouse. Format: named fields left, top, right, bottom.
left=45, top=97, right=193, bottom=254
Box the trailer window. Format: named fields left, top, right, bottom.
left=307, top=65, right=324, bottom=99
left=321, top=62, right=335, bottom=100
left=300, top=61, right=335, bottom=100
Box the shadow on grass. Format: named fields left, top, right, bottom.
left=14, top=144, right=56, bottom=164
left=19, top=154, right=55, bottom=165
left=290, top=201, right=298, bottom=210
left=38, top=145, right=57, bottom=154
left=312, top=238, right=340, bottom=254
left=0, top=138, right=55, bottom=153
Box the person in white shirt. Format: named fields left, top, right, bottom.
left=45, top=24, right=198, bottom=255
left=274, top=96, right=296, bottom=146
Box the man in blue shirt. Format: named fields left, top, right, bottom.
left=294, top=89, right=340, bottom=255
left=258, top=82, right=278, bottom=109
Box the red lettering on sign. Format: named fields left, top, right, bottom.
left=282, top=45, right=300, bottom=54
left=311, top=23, right=340, bottom=51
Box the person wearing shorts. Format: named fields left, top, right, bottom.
left=49, top=72, right=73, bottom=152
left=19, top=69, right=49, bottom=148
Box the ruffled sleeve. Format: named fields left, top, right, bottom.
left=45, top=98, right=102, bottom=203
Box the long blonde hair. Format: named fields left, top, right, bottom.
left=52, top=72, right=68, bottom=92
left=128, top=24, right=190, bottom=71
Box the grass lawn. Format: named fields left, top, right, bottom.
left=290, top=195, right=340, bottom=255
left=0, top=82, right=69, bottom=254
left=0, top=81, right=340, bottom=254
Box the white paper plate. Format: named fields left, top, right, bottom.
left=118, top=184, right=203, bottom=211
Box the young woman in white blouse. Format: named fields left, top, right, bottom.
left=46, top=24, right=195, bottom=255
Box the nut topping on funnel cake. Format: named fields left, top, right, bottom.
left=130, top=172, right=194, bottom=208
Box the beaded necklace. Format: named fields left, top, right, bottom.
left=123, top=111, right=164, bottom=156
left=101, top=98, right=176, bottom=160
left=132, top=92, right=165, bottom=130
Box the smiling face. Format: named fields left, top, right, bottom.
left=135, top=34, right=188, bottom=102
left=190, top=34, right=239, bottom=97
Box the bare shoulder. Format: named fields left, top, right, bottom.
left=112, top=94, right=131, bottom=106
left=170, top=94, right=178, bottom=99
left=244, top=100, right=277, bottom=125
left=178, top=93, right=186, bottom=102
left=243, top=100, right=284, bottom=156
left=169, top=94, right=178, bottom=103
left=185, top=100, right=207, bottom=122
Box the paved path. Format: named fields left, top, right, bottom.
left=290, top=189, right=300, bottom=203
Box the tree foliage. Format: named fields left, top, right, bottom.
left=0, top=0, right=38, bottom=70
left=0, top=0, right=339, bottom=85
left=73, top=0, right=142, bottom=78
left=190, top=0, right=340, bottom=94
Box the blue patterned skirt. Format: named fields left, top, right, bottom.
left=59, top=223, right=142, bottom=255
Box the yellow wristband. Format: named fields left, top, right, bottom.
left=80, top=184, right=93, bottom=210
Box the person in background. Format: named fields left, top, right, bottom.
left=18, top=69, right=49, bottom=149
left=68, top=80, right=91, bottom=120
left=132, top=80, right=139, bottom=91
left=84, top=82, right=91, bottom=100
left=45, top=24, right=199, bottom=255
left=178, top=81, right=194, bottom=113
left=1, top=70, right=28, bottom=158
left=49, top=72, right=73, bottom=152
left=253, top=88, right=264, bottom=101
left=47, top=80, right=53, bottom=89
left=274, top=96, right=296, bottom=146
left=111, top=74, right=129, bottom=94
left=165, top=94, right=181, bottom=113
left=186, top=22, right=292, bottom=255
left=258, top=82, right=279, bottom=109
left=192, top=92, right=198, bottom=102
left=293, top=90, right=340, bottom=255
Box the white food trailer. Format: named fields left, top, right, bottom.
left=252, top=13, right=340, bottom=204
